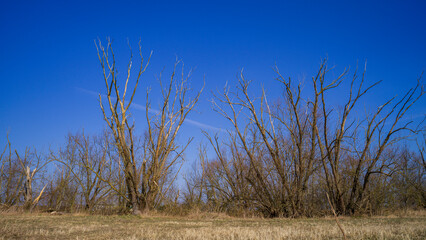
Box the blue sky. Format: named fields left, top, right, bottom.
left=1, top=0, right=425, bottom=162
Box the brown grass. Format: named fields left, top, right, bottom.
left=0, top=212, right=425, bottom=239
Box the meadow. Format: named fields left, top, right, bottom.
left=1, top=211, right=425, bottom=240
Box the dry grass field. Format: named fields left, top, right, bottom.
left=0, top=212, right=425, bottom=240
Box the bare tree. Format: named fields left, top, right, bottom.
left=15, top=149, right=50, bottom=211
left=208, top=59, right=424, bottom=216
left=44, top=163, right=79, bottom=212
left=314, top=63, right=424, bottom=214
left=0, top=135, right=49, bottom=211
left=96, top=39, right=202, bottom=214
left=0, top=135, right=23, bottom=208
left=389, top=132, right=426, bottom=209
left=183, top=143, right=207, bottom=209
left=209, top=67, right=325, bottom=217
left=50, top=131, right=114, bottom=211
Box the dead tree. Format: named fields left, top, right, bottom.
left=15, top=149, right=50, bottom=211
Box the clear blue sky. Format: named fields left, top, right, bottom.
left=1, top=0, right=425, bottom=159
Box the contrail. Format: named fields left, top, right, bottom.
left=75, top=87, right=226, bottom=132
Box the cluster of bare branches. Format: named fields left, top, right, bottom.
left=1, top=39, right=203, bottom=214
left=1, top=43, right=424, bottom=218
left=47, top=131, right=114, bottom=211
left=184, top=59, right=425, bottom=217
left=0, top=135, right=50, bottom=211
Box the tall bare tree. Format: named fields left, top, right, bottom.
left=208, top=59, right=424, bottom=216
left=314, top=64, right=424, bottom=214
left=96, top=39, right=202, bottom=214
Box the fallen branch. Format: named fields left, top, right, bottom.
left=326, top=193, right=347, bottom=240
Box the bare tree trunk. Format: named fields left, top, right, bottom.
left=23, top=166, right=32, bottom=210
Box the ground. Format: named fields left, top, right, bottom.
left=0, top=212, right=425, bottom=239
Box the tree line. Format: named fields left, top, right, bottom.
left=1, top=40, right=425, bottom=217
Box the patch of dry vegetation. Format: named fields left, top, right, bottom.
left=0, top=212, right=425, bottom=240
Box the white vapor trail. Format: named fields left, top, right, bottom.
left=75, top=87, right=226, bottom=132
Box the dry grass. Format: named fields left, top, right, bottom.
left=0, top=212, right=425, bottom=239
